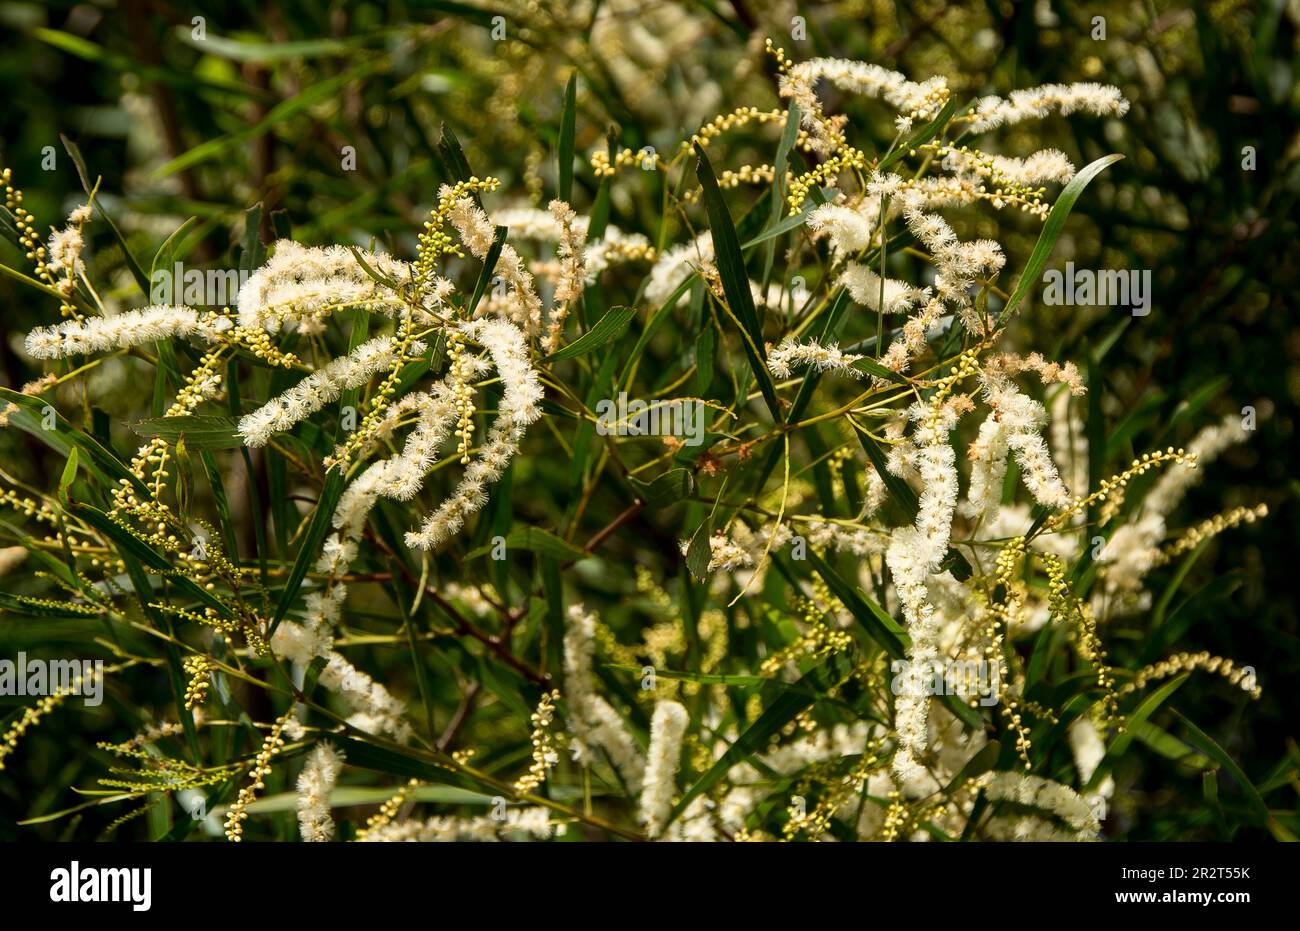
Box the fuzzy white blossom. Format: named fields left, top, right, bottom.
left=446, top=194, right=543, bottom=333
left=1069, top=717, right=1114, bottom=801
left=25, top=306, right=229, bottom=359
left=807, top=200, right=881, bottom=257
left=639, top=700, right=688, bottom=837
left=406, top=318, right=542, bottom=550
left=886, top=403, right=960, bottom=778
left=966, top=83, right=1129, bottom=133
left=976, top=771, right=1100, bottom=840
left=841, top=263, right=927, bottom=314
left=272, top=621, right=413, bottom=742
left=981, top=375, right=1072, bottom=509
left=358, top=806, right=553, bottom=842
left=236, top=240, right=440, bottom=333
left=1095, top=413, right=1250, bottom=612
left=767, top=336, right=864, bottom=380
left=563, top=604, right=645, bottom=790
left=645, top=232, right=712, bottom=308
left=238, top=336, right=422, bottom=447
left=492, top=206, right=651, bottom=280
left=296, top=743, right=345, bottom=842
left=781, top=58, right=948, bottom=151
left=1145, top=413, right=1249, bottom=518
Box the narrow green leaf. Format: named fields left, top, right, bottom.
left=546, top=305, right=635, bottom=362
left=695, top=145, right=783, bottom=423
left=741, top=204, right=815, bottom=249
left=1171, top=709, right=1269, bottom=824
left=558, top=73, right=577, bottom=203
left=630, top=468, right=694, bottom=508
left=806, top=548, right=908, bottom=658
left=438, top=122, right=474, bottom=185
left=199, top=451, right=239, bottom=561
left=130, top=415, right=243, bottom=449
left=467, top=526, right=588, bottom=563
left=468, top=226, right=508, bottom=317
left=996, top=154, right=1124, bottom=328
left=685, top=518, right=712, bottom=580
left=268, top=470, right=347, bottom=636
left=57, top=448, right=79, bottom=505
left=148, top=216, right=198, bottom=301
left=850, top=355, right=911, bottom=384
left=854, top=424, right=918, bottom=519
left=0, top=388, right=150, bottom=498
left=1086, top=673, right=1187, bottom=792
left=349, top=246, right=400, bottom=289
left=60, top=134, right=150, bottom=294
left=694, top=323, right=716, bottom=395
left=666, top=668, right=824, bottom=825
left=877, top=96, right=959, bottom=173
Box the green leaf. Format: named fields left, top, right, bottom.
left=762, top=101, right=802, bottom=283
left=805, top=549, right=907, bottom=658
left=57, top=448, right=79, bottom=506
left=1171, top=709, right=1270, bottom=825
left=467, top=526, right=588, bottom=563
left=199, top=451, right=239, bottom=561
left=685, top=518, right=713, bottom=580
left=694, top=323, right=716, bottom=395
left=240, top=203, right=265, bottom=273
left=1086, top=673, right=1187, bottom=792
left=438, top=122, right=474, bottom=185
left=349, top=246, right=400, bottom=289
left=0, top=388, right=151, bottom=498
left=877, top=96, right=959, bottom=173
left=666, top=660, right=837, bottom=826
left=468, top=226, right=508, bottom=317
left=71, top=503, right=229, bottom=617
left=268, top=470, right=347, bottom=636
left=130, top=415, right=244, bottom=449
left=850, top=355, right=911, bottom=384
left=741, top=204, right=815, bottom=249
left=630, top=468, right=694, bottom=508
left=329, top=735, right=488, bottom=794
left=148, top=216, right=198, bottom=301
left=558, top=73, right=577, bottom=203
left=0, top=261, right=77, bottom=303
left=854, top=424, right=918, bottom=519
left=996, top=154, right=1124, bottom=328
left=546, top=305, right=635, bottom=362
left=694, top=145, right=783, bottom=423
left=943, top=740, right=1001, bottom=793
left=155, top=62, right=381, bottom=177
left=178, top=31, right=354, bottom=62
left=61, top=135, right=150, bottom=294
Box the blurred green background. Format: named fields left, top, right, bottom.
left=1, top=0, right=1297, bottom=840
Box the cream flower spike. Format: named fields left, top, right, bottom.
left=25, top=305, right=229, bottom=359
left=236, top=240, right=441, bottom=333
left=405, top=317, right=542, bottom=550
left=238, top=335, right=423, bottom=448
left=767, top=335, right=865, bottom=380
